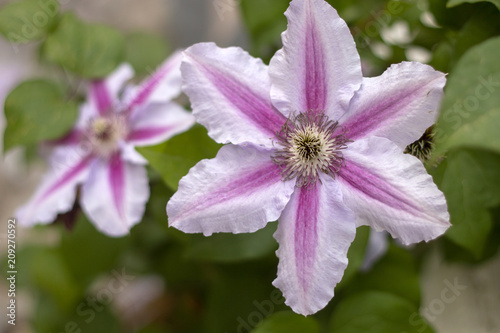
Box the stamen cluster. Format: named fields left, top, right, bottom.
left=272, top=110, right=349, bottom=187
left=85, top=114, right=129, bottom=158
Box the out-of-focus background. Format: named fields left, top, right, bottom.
left=1, top=0, right=500, bottom=332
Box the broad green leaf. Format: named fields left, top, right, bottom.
left=184, top=223, right=278, bottom=263
left=41, top=13, right=125, bottom=78
left=344, top=245, right=421, bottom=306
left=433, top=37, right=500, bottom=158
left=434, top=149, right=500, bottom=258
left=330, top=291, right=435, bottom=333
left=3, top=79, right=78, bottom=152
left=0, top=0, right=59, bottom=43
left=447, top=0, right=500, bottom=10
left=125, top=32, right=170, bottom=77
left=252, top=311, right=321, bottom=333
left=137, top=125, right=221, bottom=191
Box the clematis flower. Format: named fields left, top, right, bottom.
left=167, top=0, right=450, bottom=315
left=17, top=52, right=195, bottom=237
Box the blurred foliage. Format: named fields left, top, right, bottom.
left=41, top=13, right=125, bottom=78
left=3, top=79, right=78, bottom=152
left=1, top=0, right=500, bottom=332
left=0, top=0, right=59, bottom=43
left=125, top=32, right=170, bottom=78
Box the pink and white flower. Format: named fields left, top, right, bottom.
left=17, top=52, right=195, bottom=237
left=167, top=0, right=450, bottom=315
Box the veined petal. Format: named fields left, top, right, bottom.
left=16, top=148, right=92, bottom=226
left=81, top=153, right=149, bottom=237
left=273, top=178, right=356, bottom=315
left=338, top=137, right=450, bottom=245
left=269, top=0, right=362, bottom=119
left=341, top=62, right=446, bottom=148
left=182, top=43, right=286, bottom=147
left=127, top=102, right=195, bottom=147
left=125, top=51, right=183, bottom=113
left=89, top=64, right=134, bottom=115
left=167, top=144, right=296, bottom=235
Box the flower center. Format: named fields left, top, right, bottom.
left=85, top=115, right=128, bottom=158
left=272, top=110, right=349, bottom=187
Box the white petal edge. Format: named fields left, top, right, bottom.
left=167, top=144, right=296, bottom=236
left=273, top=177, right=356, bottom=315
left=127, top=102, right=195, bottom=147
left=269, top=0, right=362, bottom=119
left=80, top=155, right=149, bottom=237
left=182, top=42, right=286, bottom=148
left=338, top=136, right=450, bottom=245
left=340, top=61, right=446, bottom=149
left=15, top=147, right=92, bottom=226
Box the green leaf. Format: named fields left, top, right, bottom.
left=330, top=291, right=435, bottom=333
left=0, top=0, right=59, bottom=43
left=252, top=311, right=321, bottom=333
left=184, top=223, right=278, bottom=263
left=240, top=0, right=289, bottom=60
left=433, top=149, right=500, bottom=258
left=125, top=32, right=170, bottom=77
left=447, top=0, right=500, bottom=11
left=41, top=13, right=125, bottom=78
left=433, top=37, right=500, bottom=158
left=344, top=245, right=421, bottom=306
left=3, top=79, right=78, bottom=152
left=137, top=125, right=221, bottom=191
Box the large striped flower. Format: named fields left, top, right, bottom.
left=167, top=0, right=450, bottom=315
left=17, top=52, right=195, bottom=237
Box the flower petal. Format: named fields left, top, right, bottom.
left=338, top=136, right=450, bottom=245
left=273, top=178, right=356, bottom=315
left=269, top=0, right=362, bottom=118
left=182, top=42, right=286, bottom=147
left=16, top=148, right=92, bottom=226
left=81, top=153, right=149, bottom=237
left=167, top=144, right=296, bottom=235
left=89, top=64, right=134, bottom=115
left=341, top=62, right=446, bottom=148
left=127, top=102, right=195, bottom=147
left=124, top=51, right=183, bottom=113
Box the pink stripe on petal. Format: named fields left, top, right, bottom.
left=338, top=137, right=450, bottom=244
left=109, top=153, right=125, bottom=218
left=167, top=144, right=296, bottom=235
left=126, top=52, right=182, bottom=112
left=340, top=159, right=421, bottom=216
left=200, top=62, right=286, bottom=137
left=127, top=127, right=171, bottom=142
left=340, top=62, right=446, bottom=148
left=177, top=161, right=282, bottom=223
left=273, top=178, right=356, bottom=315
left=91, top=80, right=112, bottom=115
left=294, top=184, right=320, bottom=290
left=39, top=155, right=92, bottom=202
left=304, top=13, right=327, bottom=113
